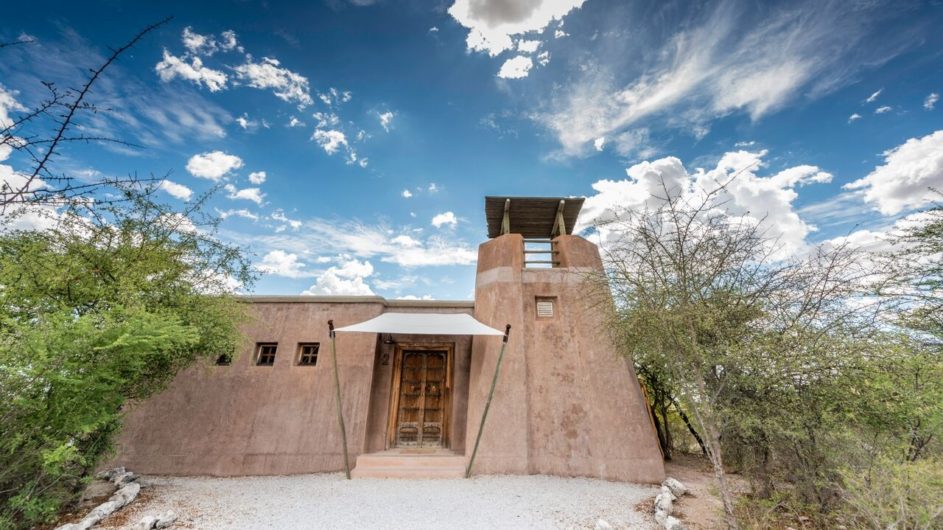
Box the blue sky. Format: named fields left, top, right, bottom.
left=1, top=0, right=942, bottom=300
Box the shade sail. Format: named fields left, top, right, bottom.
left=334, top=312, right=504, bottom=336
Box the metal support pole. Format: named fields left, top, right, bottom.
left=328, top=320, right=351, bottom=479
left=465, top=324, right=512, bottom=478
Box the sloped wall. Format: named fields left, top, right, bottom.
left=468, top=234, right=665, bottom=483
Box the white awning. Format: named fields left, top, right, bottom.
left=334, top=312, right=504, bottom=336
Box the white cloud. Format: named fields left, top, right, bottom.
left=288, top=116, right=304, bottom=127
left=865, top=89, right=882, bottom=103
left=186, top=151, right=244, bottom=181
left=270, top=209, right=302, bottom=231
left=844, top=130, right=943, bottom=215
left=875, top=105, right=892, bottom=114
left=312, top=129, right=348, bottom=155
left=848, top=113, right=862, bottom=123
left=232, top=56, right=313, bottom=107
left=536, top=50, right=550, bottom=66
left=248, top=171, right=267, bottom=185
left=157, top=179, right=193, bottom=201
left=537, top=3, right=898, bottom=156
left=155, top=50, right=228, bottom=92
left=392, top=234, right=421, bottom=247
left=431, top=211, right=458, bottom=228
left=579, top=149, right=832, bottom=257
left=243, top=218, right=477, bottom=268
left=217, top=208, right=259, bottom=221
left=257, top=250, right=316, bottom=278
left=497, top=55, right=534, bottom=79
left=402, top=189, right=413, bottom=198
left=317, top=87, right=352, bottom=106
left=181, top=27, right=240, bottom=56
left=428, top=182, right=439, bottom=193
left=302, top=257, right=375, bottom=296
left=593, top=136, right=606, bottom=151
left=923, top=92, right=938, bottom=110
left=312, top=112, right=340, bottom=129
left=447, top=0, right=586, bottom=56
left=517, top=39, right=541, bottom=53
left=378, top=111, right=394, bottom=132
left=226, top=185, right=264, bottom=205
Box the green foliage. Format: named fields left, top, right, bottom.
left=840, top=457, right=943, bottom=529
left=0, top=187, right=252, bottom=529
left=596, top=185, right=943, bottom=529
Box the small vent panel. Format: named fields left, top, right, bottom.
left=536, top=298, right=555, bottom=318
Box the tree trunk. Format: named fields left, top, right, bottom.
left=672, top=397, right=708, bottom=456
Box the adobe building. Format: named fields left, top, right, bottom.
left=112, top=197, right=665, bottom=483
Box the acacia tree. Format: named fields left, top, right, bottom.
left=0, top=185, right=254, bottom=528
left=0, top=18, right=171, bottom=212
left=592, top=179, right=884, bottom=528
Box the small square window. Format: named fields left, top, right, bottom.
left=215, top=353, right=232, bottom=366
left=297, top=343, right=320, bottom=366
left=256, top=343, right=278, bottom=366
left=536, top=297, right=555, bottom=318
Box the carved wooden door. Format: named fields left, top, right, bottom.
left=394, top=351, right=448, bottom=448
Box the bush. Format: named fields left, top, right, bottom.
left=840, top=457, right=943, bottom=529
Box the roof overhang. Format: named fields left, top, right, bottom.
left=334, top=312, right=503, bottom=336
left=484, top=196, right=585, bottom=238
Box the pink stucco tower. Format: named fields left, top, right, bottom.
left=466, top=197, right=665, bottom=483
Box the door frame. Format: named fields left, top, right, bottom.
left=386, top=342, right=455, bottom=449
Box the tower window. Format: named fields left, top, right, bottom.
left=256, top=343, right=278, bottom=366
left=297, top=343, right=320, bottom=366
left=536, top=297, right=555, bottom=318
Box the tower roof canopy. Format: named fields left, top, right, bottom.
left=484, top=196, right=585, bottom=238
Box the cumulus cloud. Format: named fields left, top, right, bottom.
left=226, top=184, right=264, bottom=205
left=448, top=0, right=586, bottom=56
left=302, top=257, right=375, bottom=296
left=182, top=27, right=240, bottom=56
left=431, top=211, right=458, bottom=228
left=312, top=129, right=348, bottom=155
left=402, top=189, right=413, bottom=198
left=257, top=250, right=316, bottom=278
left=579, top=149, right=832, bottom=257
left=517, top=39, right=541, bottom=53
left=923, top=92, right=938, bottom=110
left=157, top=179, right=193, bottom=201
left=232, top=56, right=313, bottom=107
left=378, top=111, right=394, bottom=131
left=248, top=171, right=267, bottom=184
left=186, top=151, right=244, bottom=181
left=498, top=55, right=534, bottom=79
left=844, top=130, right=943, bottom=215
left=154, top=50, right=228, bottom=92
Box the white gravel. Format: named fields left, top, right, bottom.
left=126, top=473, right=658, bottom=529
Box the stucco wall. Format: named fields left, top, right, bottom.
left=468, top=234, right=665, bottom=483
left=111, top=298, right=473, bottom=476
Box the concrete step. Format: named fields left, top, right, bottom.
left=351, top=451, right=466, bottom=479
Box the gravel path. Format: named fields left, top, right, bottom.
left=115, top=473, right=657, bottom=529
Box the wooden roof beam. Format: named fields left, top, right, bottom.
left=551, top=199, right=566, bottom=237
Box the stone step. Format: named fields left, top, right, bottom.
left=351, top=451, right=466, bottom=479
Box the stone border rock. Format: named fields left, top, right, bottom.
left=56, top=468, right=140, bottom=530
left=132, top=509, right=177, bottom=530
left=654, top=477, right=689, bottom=530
